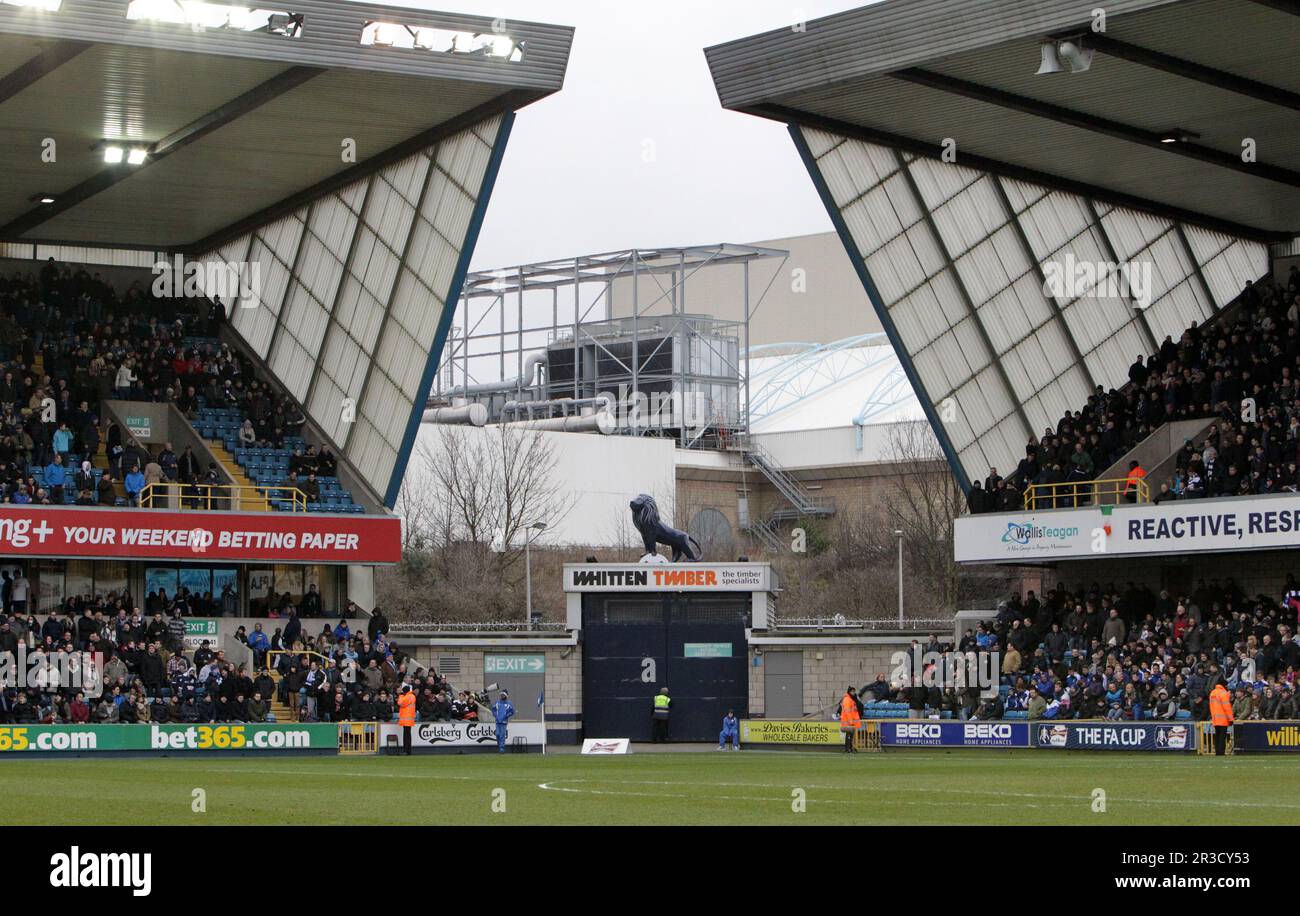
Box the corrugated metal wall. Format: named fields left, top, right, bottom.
left=798, top=125, right=1268, bottom=486
left=192, top=114, right=508, bottom=504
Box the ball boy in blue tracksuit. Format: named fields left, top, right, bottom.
left=492, top=691, right=516, bottom=753
left=718, top=709, right=740, bottom=751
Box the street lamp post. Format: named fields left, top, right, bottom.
left=894, top=529, right=904, bottom=626
left=525, top=521, right=547, bottom=630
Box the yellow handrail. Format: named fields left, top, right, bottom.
left=139, top=482, right=308, bottom=512
left=265, top=649, right=331, bottom=670
left=1023, top=476, right=1149, bottom=510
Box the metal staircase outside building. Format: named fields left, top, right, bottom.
left=734, top=434, right=835, bottom=518
left=730, top=434, right=834, bottom=553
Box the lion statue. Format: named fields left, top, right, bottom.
left=629, top=494, right=702, bottom=562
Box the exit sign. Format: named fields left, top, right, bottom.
left=484, top=654, right=545, bottom=674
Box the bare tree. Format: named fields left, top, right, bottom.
left=881, top=420, right=965, bottom=611
left=381, top=424, right=574, bottom=621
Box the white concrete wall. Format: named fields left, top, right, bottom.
left=754, top=420, right=924, bottom=469
left=407, top=424, right=678, bottom=548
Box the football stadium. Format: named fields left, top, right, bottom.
left=0, top=0, right=1297, bottom=886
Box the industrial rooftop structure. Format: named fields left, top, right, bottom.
left=0, top=0, right=574, bottom=506
left=706, top=0, right=1287, bottom=488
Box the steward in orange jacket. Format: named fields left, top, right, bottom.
left=839, top=687, right=862, bottom=754
left=397, top=684, right=416, bottom=756
left=1209, top=682, right=1233, bottom=756
left=1124, top=461, right=1146, bottom=503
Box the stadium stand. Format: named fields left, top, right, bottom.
left=0, top=607, right=483, bottom=727
left=969, top=268, right=1300, bottom=512
left=0, top=259, right=361, bottom=512
left=881, top=579, right=1300, bottom=724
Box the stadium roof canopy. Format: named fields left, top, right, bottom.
left=0, top=0, right=573, bottom=508
left=705, top=0, right=1287, bottom=489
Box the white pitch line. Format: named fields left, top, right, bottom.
left=534, top=781, right=1041, bottom=809
left=533, top=777, right=1300, bottom=811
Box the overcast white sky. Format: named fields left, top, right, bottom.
left=348, top=0, right=873, bottom=269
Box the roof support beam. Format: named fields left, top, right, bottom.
left=889, top=68, right=1300, bottom=191
left=988, top=175, right=1101, bottom=391
left=1082, top=197, right=1161, bottom=353
left=889, top=148, right=1035, bottom=449
left=0, top=64, right=324, bottom=239
left=305, top=179, right=376, bottom=418
left=748, top=103, right=1288, bottom=244
left=1085, top=34, right=1300, bottom=112
left=0, top=40, right=90, bottom=106
left=344, top=150, right=439, bottom=454
left=1174, top=223, right=1221, bottom=313
left=787, top=124, right=970, bottom=492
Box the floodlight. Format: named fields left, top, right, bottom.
left=127, top=148, right=149, bottom=165
left=1056, top=40, right=1093, bottom=73
left=1036, top=37, right=1092, bottom=75
left=103, top=146, right=125, bottom=165
left=1035, top=42, right=1063, bottom=75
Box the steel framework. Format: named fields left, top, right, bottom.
left=433, top=244, right=789, bottom=446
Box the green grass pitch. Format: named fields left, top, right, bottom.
left=0, top=749, right=1291, bottom=826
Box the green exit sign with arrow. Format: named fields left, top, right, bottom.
left=484, top=654, right=545, bottom=674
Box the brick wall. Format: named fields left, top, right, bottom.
left=748, top=638, right=913, bottom=717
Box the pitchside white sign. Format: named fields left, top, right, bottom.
left=563, top=563, right=771, bottom=592
left=955, top=494, right=1300, bottom=563
left=379, top=721, right=546, bottom=749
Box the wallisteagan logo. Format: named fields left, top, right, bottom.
left=1001, top=522, right=1080, bottom=545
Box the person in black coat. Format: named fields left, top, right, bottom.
left=281, top=609, right=301, bottom=650
left=139, top=646, right=166, bottom=696
left=367, top=608, right=389, bottom=643
left=907, top=676, right=928, bottom=719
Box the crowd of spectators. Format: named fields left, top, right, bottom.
left=968, top=268, right=1300, bottom=512
left=0, top=257, right=326, bottom=507
left=869, top=576, right=1300, bottom=722
left=0, top=597, right=474, bottom=725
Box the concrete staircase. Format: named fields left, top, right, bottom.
left=267, top=670, right=298, bottom=722
left=1098, top=417, right=1217, bottom=501
left=204, top=439, right=271, bottom=511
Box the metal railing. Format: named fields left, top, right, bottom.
left=1023, top=476, right=1149, bottom=510
left=773, top=616, right=954, bottom=630
left=139, top=482, right=307, bottom=512
left=266, top=649, right=332, bottom=669
left=730, top=433, right=835, bottom=518
left=388, top=621, right=569, bottom=633
left=338, top=722, right=379, bottom=755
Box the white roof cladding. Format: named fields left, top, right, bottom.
left=794, top=125, right=1266, bottom=487
left=195, top=114, right=512, bottom=508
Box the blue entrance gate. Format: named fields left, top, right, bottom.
left=581, top=593, right=749, bottom=742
